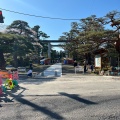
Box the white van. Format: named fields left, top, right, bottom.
left=40, top=59, right=46, bottom=65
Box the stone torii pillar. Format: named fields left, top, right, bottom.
left=65, top=50, right=68, bottom=58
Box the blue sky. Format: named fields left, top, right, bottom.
left=0, top=0, right=120, bottom=51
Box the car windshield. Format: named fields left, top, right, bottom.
left=6, top=65, right=13, bottom=67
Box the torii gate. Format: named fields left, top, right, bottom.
left=41, top=40, right=68, bottom=59
left=41, top=39, right=119, bottom=63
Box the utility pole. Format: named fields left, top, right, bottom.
left=48, top=42, right=51, bottom=59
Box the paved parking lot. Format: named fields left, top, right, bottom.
left=0, top=64, right=120, bottom=120
left=0, top=75, right=120, bottom=119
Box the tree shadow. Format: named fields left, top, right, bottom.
left=62, top=66, right=74, bottom=73
left=62, top=73, right=66, bottom=75
left=5, top=91, right=64, bottom=119
left=10, top=86, right=28, bottom=101
left=0, top=93, right=14, bottom=103
left=18, top=77, right=57, bottom=85
left=10, top=85, right=23, bottom=93
left=59, top=92, right=97, bottom=105
left=0, top=86, right=27, bottom=103
left=2, top=77, right=57, bottom=86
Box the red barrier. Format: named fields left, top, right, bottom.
left=0, top=71, right=9, bottom=78
left=0, top=75, right=3, bottom=94
left=44, top=59, right=50, bottom=65
left=67, top=60, right=74, bottom=64
left=0, top=71, right=19, bottom=79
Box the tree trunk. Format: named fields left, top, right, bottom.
left=13, top=52, right=18, bottom=68
left=0, top=49, right=6, bottom=70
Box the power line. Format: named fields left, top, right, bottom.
left=0, top=8, right=80, bottom=21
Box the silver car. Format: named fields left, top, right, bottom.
left=5, top=65, right=16, bottom=70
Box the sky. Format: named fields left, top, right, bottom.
left=0, top=0, right=120, bottom=51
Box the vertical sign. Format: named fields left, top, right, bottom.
left=95, top=54, right=101, bottom=67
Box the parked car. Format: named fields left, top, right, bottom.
left=5, top=65, right=16, bottom=70
left=40, top=59, right=45, bottom=65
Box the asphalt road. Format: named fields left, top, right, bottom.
left=1, top=75, right=120, bottom=120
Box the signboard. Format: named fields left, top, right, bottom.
left=95, top=54, right=101, bottom=67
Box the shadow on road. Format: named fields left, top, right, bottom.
left=0, top=86, right=27, bottom=103
left=0, top=93, right=14, bottom=103
left=59, top=92, right=97, bottom=105
left=18, top=77, right=57, bottom=85
left=62, top=64, right=74, bottom=73
left=3, top=91, right=64, bottom=119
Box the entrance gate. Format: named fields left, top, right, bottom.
left=41, top=40, right=68, bottom=59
